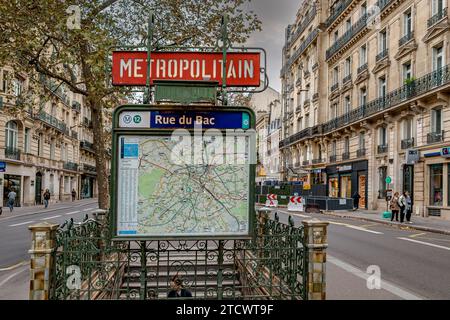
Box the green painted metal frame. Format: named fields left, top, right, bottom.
left=110, top=104, right=257, bottom=241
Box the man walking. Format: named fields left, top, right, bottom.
left=43, top=189, right=51, bottom=209
left=7, top=188, right=17, bottom=212
left=71, top=188, right=77, bottom=202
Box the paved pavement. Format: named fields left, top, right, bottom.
left=267, top=207, right=450, bottom=300
left=0, top=199, right=99, bottom=300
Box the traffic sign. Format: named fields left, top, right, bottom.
left=385, top=176, right=392, bottom=184
left=112, top=51, right=261, bottom=87
left=288, top=196, right=304, bottom=212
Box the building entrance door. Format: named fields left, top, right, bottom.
left=35, top=172, right=42, bottom=205
left=403, top=164, right=414, bottom=202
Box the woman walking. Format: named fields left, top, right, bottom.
left=398, top=192, right=408, bottom=223
left=405, top=191, right=413, bottom=224
left=390, top=192, right=400, bottom=222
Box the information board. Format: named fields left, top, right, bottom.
left=112, top=105, right=256, bottom=239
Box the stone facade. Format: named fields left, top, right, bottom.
left=280, top=0, right=450, bottom=219
left=0, top=68, right=99, bottom=207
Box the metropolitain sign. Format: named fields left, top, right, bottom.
left=111, top=51, right=260, bottom=87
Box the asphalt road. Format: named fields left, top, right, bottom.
left=0, top=200, right=98, bottom=299
left=274, top=208, right=450, bottom=300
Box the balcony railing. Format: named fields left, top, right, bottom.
left=401, top=137, right=415, bottom=149
left=342, top=152, right=350, bottom=160
left=296, top=78, right=302, bottom=87
left=326, top=13, right=368, bottom=60
left=331, top=83, right=339, bottom=92
left=80, top=141, right=95, bottom=152
left=281, top=29, right=319, bottom=77
left=329, top=155, right=337, bottom=163
left=72, top=101, right=81, bottom=113
left=312, top=92, right=319, bottom=101
left=428, top=8, right=447, bottom=28
left=63, top=162, right=78, bottom=171
left=71, top=130, right=78, bottom=139
left=322, top=64, right=450, bottom=134
left=286, top=5, right=317, bottom=49
left=343, top=74, right=352, bottom=84
left=377, top=144, right=388, bottom=154
left=83, top=117, right=93, bottom=128
left=5, top=146, right=21, bottom=160
left=303, top=70, right=310, bottom=78
left=376, top=49, right=389, bottom=62
left=39, top=74, right=71, bottom=106
left=357, top=63, right=368, bottom=74
left=427, top=131, right=444, bottom=144
left=325, top=0, right=353, bottom=27
left=399, top=31, right=414, bottom=47
left=304, top=98, right=311, bottom=107
left=357, top=148, right=366, bottom=157
left=376, top=0, right=395, bottom=12
left=82, top=164, right=97, bottom=173
left=34, top=111, right=70, bottom=135
left=312, top=158, right=324, bottom=164
left=302, top=160, right=311, bottom=166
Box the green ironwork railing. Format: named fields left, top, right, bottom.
left=49, top=212, right=307, bottom=300
left=34, top=111, right=70, bottom=135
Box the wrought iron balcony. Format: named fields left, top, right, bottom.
left=71, top=130, right=78, bottom=139
left=329, top=155, right=337, bottom=163
left=342, top=152, right=350, bottom=160
left=312, top=92, right=319, bottom=101
left=326, top=13, right=368, bottom=60
left=376, top=49, right=389, bottom=62
left=376, top=0, right=395, bottom=12
left=331, top=83, right=339, bottom=92
left=80, top=141, right=95, bottom=152
left=83, top=117, right=93, bottom=128
left=63, top=162, right=78, bottom=171
left=357, top=63, right=368, bottom=74
left=304, top=98, right=311, bottom=107
left=312, top=158, right=324, bottom=164
left=427, top=131, right=444, bottom=144
left=82, top=164, right=97, bottom=173
left=357, top=148, right=366, bottom=157
left=72, top=101, right=81, bottom=113
left=302, top=160, right=311, bottom=166
left=343, top=74, right=352, bottom=84
left=303, top=70, right=310, bottom=78
left=428, top=8, right=448, bottom=28
left=39, top=74, right=71, bottom=106
left=5, top=146, right=21, bottom=160
left=377, top=144, right=388, bottom=154
left=399, top=31, right=414, bottom=47
left=34, top=111, right=69, bottom=135
left=325, top=0, right=353, bottom=27
left=401, top=137, right=415, bottom=149
left=286, top=5, right=317, bottom=49
left=296, top=78, right=302, bottom=87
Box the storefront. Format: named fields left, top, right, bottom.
left=3, top=174, right=21, bottom=207
left=326, top=160, right=368, bottom=209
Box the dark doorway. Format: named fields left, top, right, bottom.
left=3, top=175, right=21, bottom=207
left=403, top=164, right=414, bottom=202
left=35, top=172, right=42, bottom=205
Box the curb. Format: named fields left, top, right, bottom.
left=318, top=211, right=450, bottom=236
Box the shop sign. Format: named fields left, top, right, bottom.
left=405, top=149, right=419, bottom=164
left=441, top=147, right=450, bottom=158
left=303, top=183, right=311, bottom=190
left=0, top=161, right=5, bottom=172
left=337, top=165, right=352, bottom=172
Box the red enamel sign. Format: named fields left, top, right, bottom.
left=112, top=51, right=260, bottom=87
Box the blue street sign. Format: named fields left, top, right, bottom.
left=150, top=111, right=251, bottom=129
left=0, top=161, right=5, bottom=172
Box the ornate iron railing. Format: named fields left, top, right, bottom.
left=71, top=130, right=78, bottom=139
left=312, top=158, right=324, bottom=164
left=5, top=146, right=21, bottom=160
left=49, top=212, right=308, bottom=300
left=329, top=155, right=337, bottom=163
left=428, top=8, right=447, bottom=28
left=331, top=83, right=339, bottom=92
left=304, top=98, right=311, bottom=107
left=343, top=74, right=352, bottom=84
left=287, top=5, right=317, bottom=49
left=63, top=162, right=78, bottom=171
left=357, top=63, right=368, bottom=74
left=302, top=160, right=311, bottom=166
left=342, top=152, right=350, bottom=160
left=35, top=111, right=70, bottom=135
left=376, top=49, right=389, bottom=62
left=401, top=137, right=415, bottom=149
left=356, top=148, right=366, bottom=157
left=296, top=78, right=302, bottom=87
left=72, top=101, right=81, bottom=113
left=82, top=164, right=97, bottom=173
left=427, top=131, right=444, bottom=144
left=399, top=31, right=414, bottom=47
left=325, top=0, right=353, bottom=27
left=281, top=29, right=319, bottom=77
left=377, top=144, right=388, bottom=154
left=312, top=93, right=319, bottom=101
left=376, top=0, right=395, bottom=12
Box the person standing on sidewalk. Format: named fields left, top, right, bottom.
left=390, top=192, right=400, bottom=222
left=352, top=191, right=361, bottom=211
left=398, top=192, right=407, bottom=223
left=71, top=188, right=77, bottom=201
left=7, top=188, right=17, bottom=212
left=43, top=189, right=51, bottom=209
left=405, top=191, right=413, bottom=224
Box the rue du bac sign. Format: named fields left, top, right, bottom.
left=112, top=51, right=260, bottom=86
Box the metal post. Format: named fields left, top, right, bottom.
left=217, top=240, right=224, bottom=299
left=221, top=15, right=228, bottom=106
left=144, top=11, right=154, bottom=104
left=139, top=241, right=147, bottom=300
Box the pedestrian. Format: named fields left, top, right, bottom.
left=405, top=191, right=413, bottom=224
left=352, top=191, right=361, bottom=211
left=398, top=192, right=407, bottom=223
left=167, top=275, right=192, bottom=298
left=7, top=188, right=17, bottom=212
left=43, top=189, right=51, bottom=209
left=71, top=188, right=77, bottom=202
left=390, top=192, right=400, bottom=222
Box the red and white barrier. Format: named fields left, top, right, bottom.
left=288, top=196, right=304, bottom=212
left=265, top=194, right=278, bottom=207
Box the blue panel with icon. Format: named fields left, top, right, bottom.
left=150, top=111, right=251, bottom=129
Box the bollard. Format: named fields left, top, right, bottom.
left=302, top=219, right=329, bottom=300
left=28, top=222, right=59, bottom=300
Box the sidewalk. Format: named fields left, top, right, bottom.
left=0, top=198, right=98, bottom=220
left=320, top=209, right=450, bottom=235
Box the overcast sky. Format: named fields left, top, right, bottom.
left=244, top=0, right=300, bottom=93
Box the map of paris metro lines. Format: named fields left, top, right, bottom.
left=116, top=134, right=253, bottom=238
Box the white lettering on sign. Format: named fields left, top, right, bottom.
left=134, top=59, right=144, bottom=78
left=120, top=59, right=132, bottom=78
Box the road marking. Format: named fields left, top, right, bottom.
left=65, top=211, right=81, bottom=215
left=0, top=266, right=28, bottom=288
left=0, top=261, right=27, bottom=272
left=398, top=237, right=450, bottom=251
left=293, top=213, right=310, bottom=218
left=9, top=221, right=35, bottom=227
left=328, top=255, right=424, bottom=300
left=41, top=215, right=61, bottom=220
left=83, top=208, right=93, bottom=212
left=409, top=232, right=427, bottom=238
left=328, top=221, right=383, bottom=234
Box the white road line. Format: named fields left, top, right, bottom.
left=398, top=237, right=450, bottom=251
left=65, top=211, right=81, bottom=215
left=328, top=221, right=384, bottom=234
left=327, top=255, right=425, bottom=300
left=0, top=266, right=28, bottom=288
left=83, top=208, right=93, bottom=212
left=9, top=221, right=35, bottom=227
left=0, top=261, right=27, bottom=272
left=41, top=215, right=61, bottom=221
left=293, top=213, right=310, bottom=218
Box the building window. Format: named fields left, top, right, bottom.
left=344, top=136, right=350, bottom=154
left=379, top=29, right=387, bottom=52
left=430, top=164, right=443, bottom=206
left=50, top=139, right=55, bottom=160
left=403, top=118, right=413, bottom=139
left=360, top=87, right=367, bottom=106
left=379, top=126, right=387, bottom=145
left=359, top=132, right=365, bottom=149
left=379, top=76, right=387, bottom=98
left=341, top=175, right=352, bottom=198
left=305, top=113, right=310, bottom=127
left=38, top=133, right=43, bottom=157
left=345, top=57, right=351, bottom=77
left=431, top=107, right=442, bottom=133
left=344, top=96, right=351, bottom=113
left=433, top=44, right=444, bottom=71
left=13, top=78, right=24, bottom=97
left=24, top=128, right=30, bottom=153
left=432, top=0, right=444, bottom=15
left=330, top=103, right=338, bottom=120
left=332, top=141, right=337, bottom=156
left=403, top=9, right=413, bottom=36
left=334, top=30, right=339, bottom=43
left=403, top=61, right=412, bottom=82
left=333, top=66, right=339, bottom=85
left=1, top=70, right=9, bottom=93
left=346, top=18, right=352, bottom=31
left=378, top=166, right=387, bottom=198
left=360, top=45, right=367, bottom=66
left=297, top=117, right=303, bottom=131
left=361, top=2, right=367, bottom=16
left=5, top=121, right=18, bottom=149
